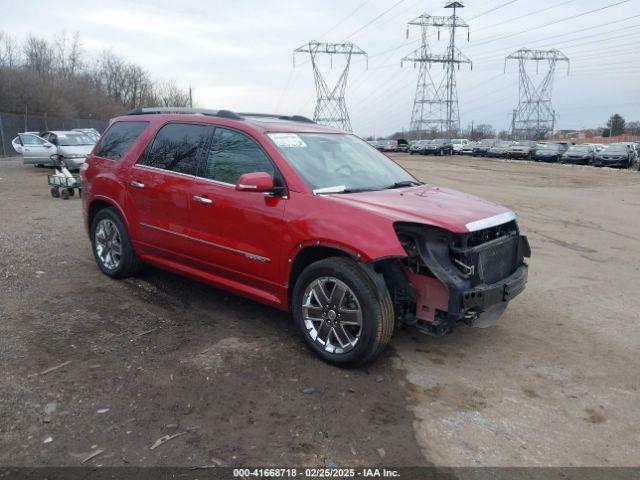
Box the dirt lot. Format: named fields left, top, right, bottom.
left=0, top=154, right=639, bottom=468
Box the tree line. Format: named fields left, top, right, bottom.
left=0, top=31, right=191, bottom=120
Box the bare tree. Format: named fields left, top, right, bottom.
left=54, top=32, right=83, bottom=78
left=0, top=32, right=191, bottom=119
left=0, top=31, right=19, bottom=68
left=23, top=35, right=55, bottom=77
left=153, top=81, right=191, bottom=107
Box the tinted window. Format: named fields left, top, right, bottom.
left=141, top=123, right=208, bottom=175
left=95, top=121, right=148, bottom=160
left=202, top=127, right=274, bottom=184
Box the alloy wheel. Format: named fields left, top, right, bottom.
left=302, top=277, right=363, bottom=354
left=94, top=219, right=122, bottom=270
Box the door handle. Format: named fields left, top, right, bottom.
left=193, top=195, right=213, bottom=205
left=130, top=181, right=145, bottom=188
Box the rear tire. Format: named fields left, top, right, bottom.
left=292, top=257, right=394, bottom=367
left=91, top=207, right=142, bottom=279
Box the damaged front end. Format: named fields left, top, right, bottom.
left=376, top=219, right=531, bottom=335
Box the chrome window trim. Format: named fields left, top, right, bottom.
left=465, top=211, right=517, bottom=232
left=193, top=176, right=235, bottom=188
left=133, top=163, right=196, bottom=179
left=140, top=223, right=270, bottom=263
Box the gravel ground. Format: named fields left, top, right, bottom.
left=0, top=154, right=638, bottom=468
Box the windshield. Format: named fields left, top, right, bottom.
left=569, top=145, right=591, bottom=152
left=57, top=133, right=94, bottom=146
left=539, top=144, right=562, bottom=151
left=496, top=141, right=512, bottom=147
left=604, top=145, right=627, bottom=153
left=269, top=133, right=416, bottom=193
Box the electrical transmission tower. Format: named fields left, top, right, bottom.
left=505, top=48, right=570, bottom=139
left=402, top=2, right=471, bottom=139
left=294, top=41, right=367, bottom=132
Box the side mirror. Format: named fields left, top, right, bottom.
left=235, top=172, right=274, bottom=192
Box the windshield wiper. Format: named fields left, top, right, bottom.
left=385, top=181, right=423, bottom=190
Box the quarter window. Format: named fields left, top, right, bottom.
left=140, top=123, right=208, bottom=175
left=95, top=121, right=148, bottom=160
left=202, top=127, right=274, bottom=184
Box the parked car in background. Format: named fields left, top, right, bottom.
left=16, top=133, right=57, bottom=165
left=507, top=140, right=538, bottom=160
left=585, top=143, right=606, bottom=152
left=367, top=140, right=380, bottom=149
left=11, top=132, right=42, bottom=155
left=534, top=143, right=564, bottom=162
left=472, top=139, right=498, bottom=157
left=376, top=140, right=398, bottom=152
left=488, top=141, right=515, bottom=158
left=73, top=128, right=101, bottom=142
left=423, top=138, right=453, bottom=156
left=561, top=144, right=596, bottom=165
left=554, top=141, right=573, bottom=153
left=396, top=139, right=410, bottom=153
left=593, top=144, right=633, bottom=169
left=460, top=141, right=476, bottom=156
left=39, top=130, right=97, bottom=170
left=410, top=140, right=431, bottom=155
left=452, top=138, right=469, bottom=155
left=81, top=108, right=530, bottom=366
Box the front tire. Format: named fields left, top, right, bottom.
left=292, top=257, right=394, bottom=367
left=91, top=207, right=142, bottom=278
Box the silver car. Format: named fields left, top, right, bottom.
left=38, top=131, right=96, bottom=169
left=16, top=133, right=57, bottom=163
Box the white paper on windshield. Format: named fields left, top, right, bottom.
left=268, top=133, right=307, bottom=148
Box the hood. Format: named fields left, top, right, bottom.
left=566, top=150, right=590, bottom=156
left=325, top=185, right=513, bottom=233
left=58, top=145, right=94, bottom=156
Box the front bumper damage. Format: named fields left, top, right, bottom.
left=384, top=221, right=531, bottom=336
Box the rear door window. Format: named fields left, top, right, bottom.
left=139, top=123, right=209, bottom=176
left=95, top=121, right=148, bottom=160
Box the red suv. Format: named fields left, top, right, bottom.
left=82, top=108, right=530, bottom=366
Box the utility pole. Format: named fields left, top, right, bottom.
left=402, top=2, right=471, bottom=140
left=188, top=87, right=194, bottom=108
left=505, top=48, right=569, bottom=139
left=294, top=41, right=367, bottom=132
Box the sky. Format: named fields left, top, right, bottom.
left=1, top=0, right=639, bottom=137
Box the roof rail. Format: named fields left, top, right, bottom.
left=238, top=113, right=316, bottom=124
left=124, top=108, right=315, bottom=124
left=125, top=107, right=243, bottom=120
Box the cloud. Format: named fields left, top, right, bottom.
left=2, top=0, right=638, bottom=136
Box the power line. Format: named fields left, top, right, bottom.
left=318, top=0, right=371, bottom=39
left=470, top=0, right=580, bottom=33
left=342, top=0, right=406, bottom=40
left=467, top=0, right=632, bottom=50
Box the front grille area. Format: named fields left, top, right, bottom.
left=464, top=220, right=517, bottom=248
left=451, top=221, right=520, bottom=285
left=478, top=236, right=518, bottom=284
